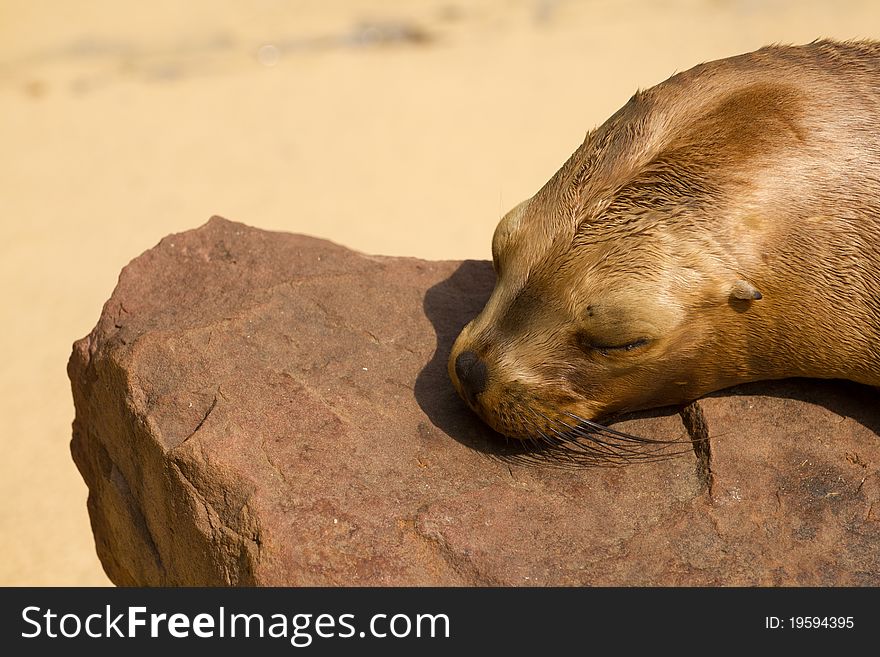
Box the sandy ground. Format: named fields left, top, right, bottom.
left=1, top=0, right=878, bottom=586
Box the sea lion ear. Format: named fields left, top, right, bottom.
left=730, top=279, right=763, bottom=301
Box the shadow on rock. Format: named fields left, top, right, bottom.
left=704, top=378, right=880, bottom=437
left=413, top=260, right=527, bottom=460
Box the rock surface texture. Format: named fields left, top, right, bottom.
left=69, top=217, right=880, bottom=585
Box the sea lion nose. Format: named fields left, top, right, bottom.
left=454, top=350, right=488, bottom=405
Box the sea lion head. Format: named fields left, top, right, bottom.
left=446, top=62, right=821, bottom=441
left=448, top=191, right=764, bottom=441
left=450, top=41, right=880, bottom=450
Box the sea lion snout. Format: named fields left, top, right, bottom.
left=453, top=350, right=488, bottom=405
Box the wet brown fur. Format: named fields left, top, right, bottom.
left=449, top=40, right=880, bottom=443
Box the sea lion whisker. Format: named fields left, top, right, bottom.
left=532, top=408, right=690, bottom=462
left=564, top=412, right=688, bottom=445
left=512, top=410, right=690, bottom=466
left=539, top=428, right=641, bottom=463
left=544, top=412, right=659, bottom=453
left=558, top=422, right=693, bottom=460
left=532, top=409, right=639, bottom=457
left=525, top=426, right=589, bottom=464
left=537, top=410, right=680, bottom=460
left=538, top=415, right=643, bottom=456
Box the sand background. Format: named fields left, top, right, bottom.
left=1, top=0, right=878, bottom=586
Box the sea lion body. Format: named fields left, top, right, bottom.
left=449, top=40, right=880, bottom=441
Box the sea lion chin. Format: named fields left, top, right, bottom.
left=448, top=40, right=880, bottom=447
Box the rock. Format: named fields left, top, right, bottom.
left=69, top=217, right=880, bottom=585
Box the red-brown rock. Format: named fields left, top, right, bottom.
left=68, top=217, right=880, bottom=585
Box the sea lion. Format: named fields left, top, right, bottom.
left=448, top=40, right=880, bottom=458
